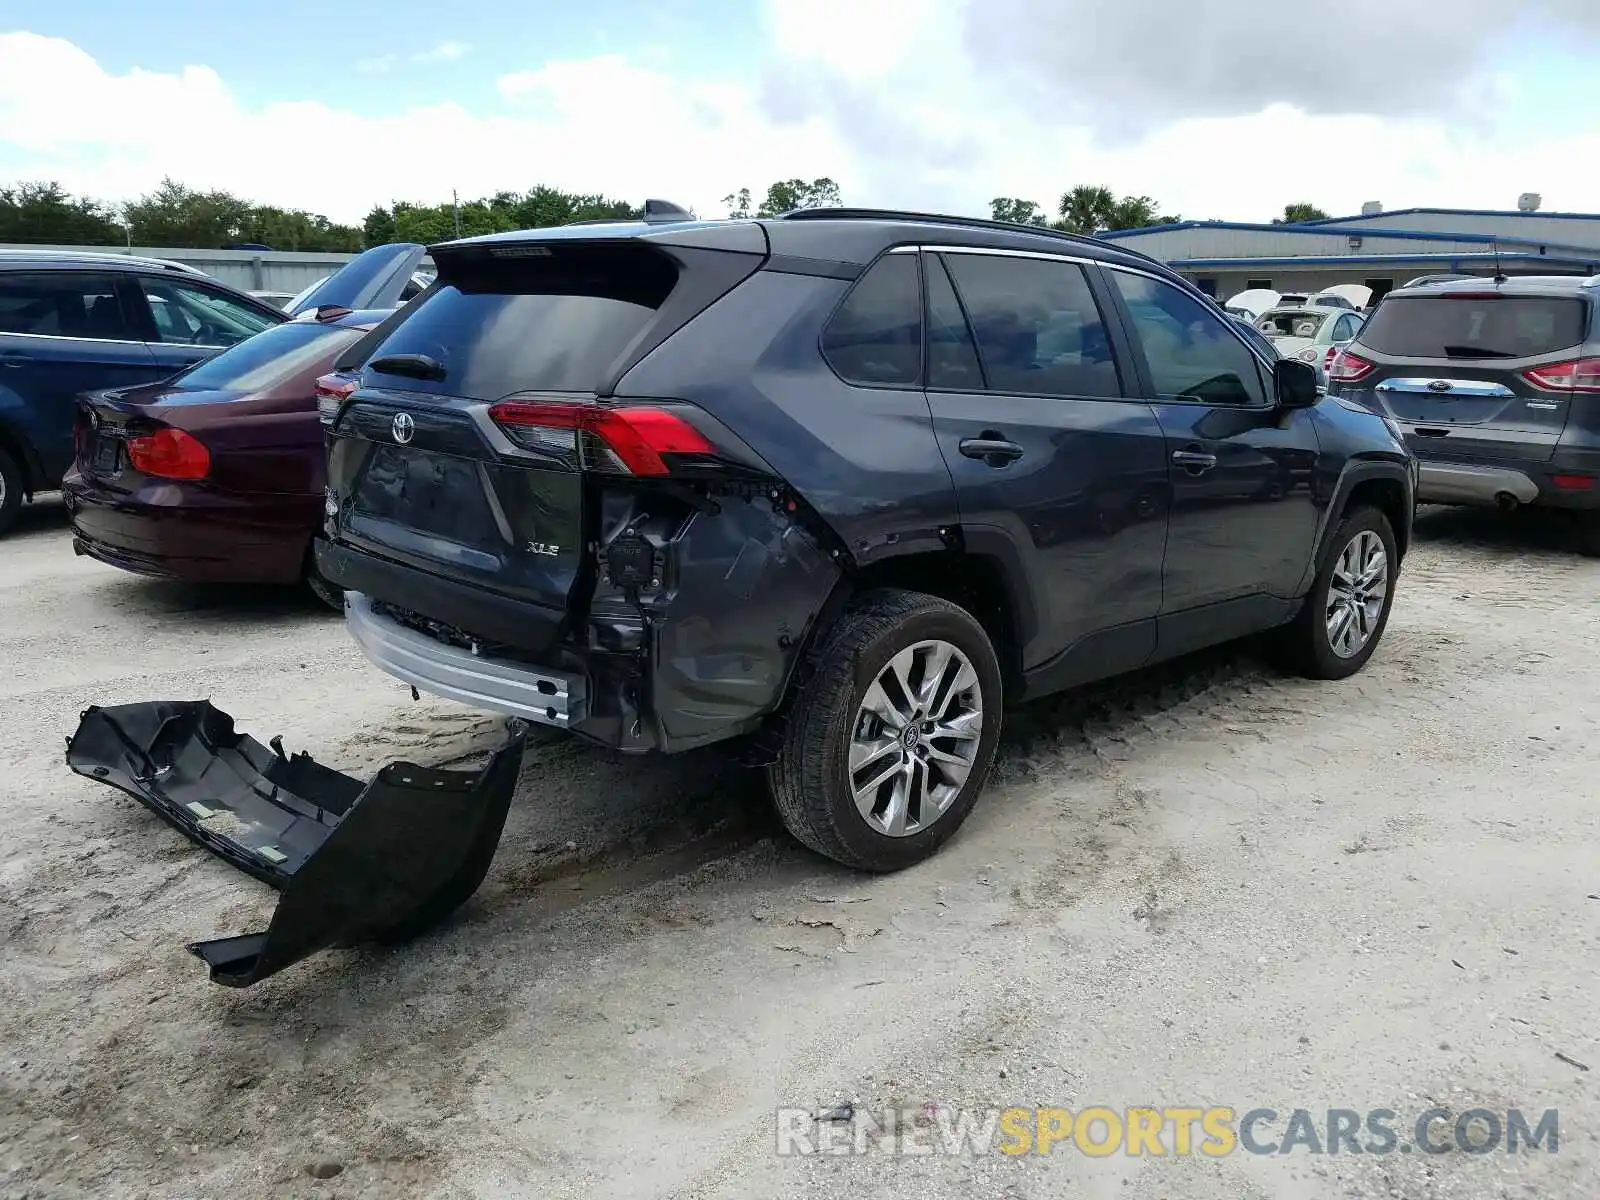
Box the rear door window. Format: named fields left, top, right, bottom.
left=821, top=252, right=922, bottom=387
left=363, top=242, right=678, bottom=399
left=940, top=252, right=1121, bottom=398
left=0, top=272, right=130, bottom=340
left=1359, top=295, right=1587, bottom=359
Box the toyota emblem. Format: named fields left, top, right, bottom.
left=392, top=412, right=415, bottom=444
left=1427, top=379, right=1453, bottom=393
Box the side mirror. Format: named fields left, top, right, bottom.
left=1274, top=358, right=1320, bottom=410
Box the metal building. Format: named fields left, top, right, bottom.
left=1098, top=205, right=1600, bottom=306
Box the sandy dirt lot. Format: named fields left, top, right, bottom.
left=3, top=498, right=1598, bottom=1200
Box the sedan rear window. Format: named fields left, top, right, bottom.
left=174, top=321, right=364, bottom=394
left=1359, top=295, right=1588, bottom=359
left=1258, top=310, right=1326, bottom=339
left=363, top=242, right=678, bottom=400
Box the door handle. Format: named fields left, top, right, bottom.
left=1172, top=448, right=1217, bottom=473
left=960, top=438, right=1024, bottom=464
left=959, top=436, right=1025, bottom=465
left=0, top=350, right=29, bottom=368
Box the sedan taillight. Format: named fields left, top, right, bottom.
left=127, top=428, right=210, bottom=480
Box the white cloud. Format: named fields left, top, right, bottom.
left=2, top=14, right=1600, bottom=233
left=355, top=54, right=396, bottom=75
left=414, top=41, right=470, bottom=64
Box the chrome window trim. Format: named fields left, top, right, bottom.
left=0, top=329, right=150, bottom=348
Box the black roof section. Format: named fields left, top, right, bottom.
left=437, top=203, right=1180, bottom=282
left=760, top=206, right=1166, bottom=274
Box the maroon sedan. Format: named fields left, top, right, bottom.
left=63, top=243, right=426, bottom=605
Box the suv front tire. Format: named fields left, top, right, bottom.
left=769, top=589, right=1003, bottom=871
left=1276, top=506, right=1398, bottom=680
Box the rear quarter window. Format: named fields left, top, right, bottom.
left=1359, top=294, right=1588, bottom=359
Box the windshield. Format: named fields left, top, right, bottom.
left=1358, top=295, right=1587, bottom=359
left=170, top=321, right=363, bottom=395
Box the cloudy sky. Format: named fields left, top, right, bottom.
left=3, top=0, right=1599, bottom=225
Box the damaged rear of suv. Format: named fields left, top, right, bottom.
left=316, top=216, right=843, bottom=752
left=315, top=204, right=1411, bottom=877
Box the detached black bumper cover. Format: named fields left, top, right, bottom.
left=66, top=701, right=525, bottom=987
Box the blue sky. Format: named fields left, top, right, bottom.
left=8, top=0, right=763, bottom=114
left=3, top=1, right=1600, bottom=225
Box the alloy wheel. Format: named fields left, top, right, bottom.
left=848, top=639, right=984, bottom=837
left=1325, top=530, right=1389, bottom=659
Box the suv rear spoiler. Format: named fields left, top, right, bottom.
left=66, top=701, right=525, bottom=987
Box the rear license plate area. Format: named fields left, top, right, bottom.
left=91, top=435, right=122, bottom=473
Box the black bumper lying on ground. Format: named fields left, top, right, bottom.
left=66, top=701, right=526, bottom=987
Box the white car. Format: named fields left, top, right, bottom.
left=1255, top=306, right=1366, bottom=380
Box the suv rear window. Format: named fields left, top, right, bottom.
left=363, top=243, right=678, bottom=399
left=1359, top=294, right=1588, bottom=359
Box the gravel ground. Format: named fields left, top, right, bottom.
left=3, top=498, right=1598, bottom=1200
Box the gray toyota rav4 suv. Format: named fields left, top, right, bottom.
left=1328, top=275, right=1600, bottom=554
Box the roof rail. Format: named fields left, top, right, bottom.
left=0, top=247, right=209, bottom=275
left=769, top=207, right=1160, bottom=263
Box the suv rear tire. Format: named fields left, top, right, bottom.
left=1577, top=512, right=1600, bottom=559
left=768, top=589, right=1003, bottom=872
left=1274, top=506, right=1398, bottom=680
left=0, top=447, right=23, bottom=537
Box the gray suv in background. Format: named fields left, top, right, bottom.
left=1328, top=275, right=1600, bottom=554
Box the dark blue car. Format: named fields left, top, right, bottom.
left=0, top=251, right=289, bottom=534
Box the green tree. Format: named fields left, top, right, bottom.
left=1276, top=202, right=1329, bottom=224
left=122, top=178, right=253, bottom=247
left=363, top=204, right=397, bottom=247
left=363, top=186, right=640, bottom=246
left=989, top=198, right=1049, bottom=227
left=761, top=177, right=841, bottom=215
left=721, top=179, right=840, bottom=218
left=0, top=182, right=124, bottom=245
left=1053, top=185, right=1176, bottom=234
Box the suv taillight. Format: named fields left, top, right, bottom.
left=1327, top=350, right=1376, bottom=383
left=1522, top=357, right=1600, bottom=393
left=127, top=427, right=210, bottom=480
left=315, top=373, right=359, bottom=425
left=487, top=399, right=714, bottom=476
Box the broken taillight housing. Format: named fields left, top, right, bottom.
left=1326, top=350, right=1376, bottom=383
left=127, top=427, right=210, bottom=480
left=315, top=372, right=360, bottom=425
left=487, top=398, right=715, bottom=476
left=1522, top=357, right=1600, bottom=393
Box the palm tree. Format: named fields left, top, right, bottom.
left=1105, top=195, right=1161, bottom=231
left=1056, top=185, right=1115, bottom=234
